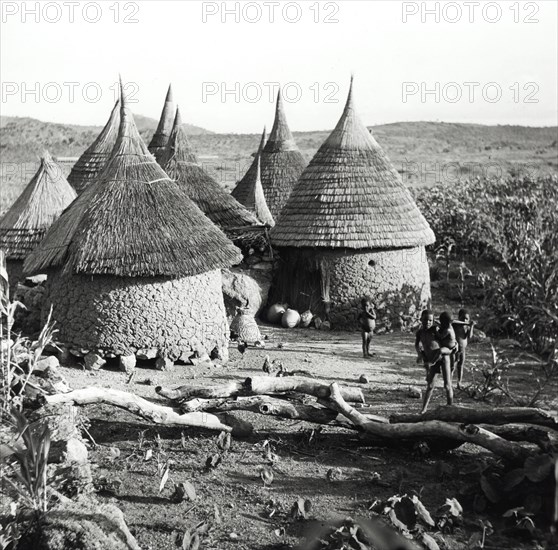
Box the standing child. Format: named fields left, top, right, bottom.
left=358, top=298, right=376, bottom=358
left=418, top=310, right=456, bottom=414
left=452, top=308, right=475, bottom=389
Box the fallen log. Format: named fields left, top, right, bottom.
left=247, top=376, right=364, bottom=403
left=180, top=395, right=339, bottom=424
left=390, top=406, right=558, bottom=430
left=479, top=424, right=552, bottom=449
left=155, top=381, right=246, bottom=401
left=327, top=383, right=531, bottom=464
left=43, top=388, right=253, bottom=437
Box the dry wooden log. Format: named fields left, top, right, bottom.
left=155, top=381, right=246, bottom=401
left=390, top=406, right=558, bottom=430
left=43, top=387, right=253, bottom=437
left=326, top=383, right=531, bottom=464
left=479, top=424, right=552, bottom=449
left=247, top=376, right=364, bottom=403
left=180, top=395, right=339, bottom=424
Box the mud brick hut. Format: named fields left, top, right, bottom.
left=0, top=151, right=76, bottom=295
left=270, top=79, right=435, bottom=328
left=24, top=85, right=242, bottom=363
left=159, top=107, right=259, bottom=232
left=67, top=99, right=119, bottom=195
left=232, top=91, right=307, bottom=219
left=148, top=84, right=175, bottom=163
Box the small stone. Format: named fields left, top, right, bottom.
left=119, top=354, right=136, bottom=374
left=407, top=386, right=422, bottom=399
left=136, top=348, right=158, bottom=361
left=35, top=355, right=60, bottom=371
left=155, top=356, right=174, bottom=371
left=358, top=374, right=370, bottom=384
left=65, top=438, right=88, bottom=463
left=84, top=352, right=106, bottom=371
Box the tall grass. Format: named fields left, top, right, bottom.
left=415, top=175, right=558, bottom=358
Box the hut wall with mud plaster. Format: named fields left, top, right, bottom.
left=25, top=84, right=241, bottom=363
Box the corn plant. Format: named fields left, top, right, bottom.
left=1, top=408, right=51, bottom=513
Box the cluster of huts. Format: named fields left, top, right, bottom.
left=0, top=77, right=434, bottom=366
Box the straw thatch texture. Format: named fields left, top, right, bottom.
left=160, top=108, right=259, bottom=230
left=260, top=91, right=307, bottom=218
left=231, top=126, right=266, bottom=205
left=271, top=80, right=435, bottom=249
left=67, top=100, right=120, bottom=194
left=232, top=92, right=307, bottom=219
left=148, top=84, right=175, bottom=162
left=243, top=156, right=274, bottom=227
left=24, top=88, right=241, bottom=278
left=0, top=152, right=77, bottom=260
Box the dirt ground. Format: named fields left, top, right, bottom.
left=54, top=313, right=556, bottom=550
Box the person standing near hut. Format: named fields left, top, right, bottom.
left=452, top=308, right=475, bottom=388
left=357, top=298, right=376, bottom=358
left=269, top=78, right=435, bottom=326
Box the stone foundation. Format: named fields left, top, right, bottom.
left=43, top=269, right=229, bottom=361
left=270, top=247, right=431, bottom=329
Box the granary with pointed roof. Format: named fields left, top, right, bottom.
left=24, top=82, right=242, bottom=363
left=232, top=91, right=306, bottom=219
left=148, top=84, right=175, bottom=163
left=67, top=99, right=120, bottom=194
left=159, top=107, right=260, bottom=231
left=0, top=151, right=77, bottom=294
left=269, top=79, right=435, bottom=327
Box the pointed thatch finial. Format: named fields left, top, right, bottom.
left=258, top=125, right=267, bottom=153
left=264, top=88, right=297, bottom=153
left=245, top=154, right=274, bottom=227
left=148, top=84, right=176, bottom=161
left=158, top=106, right=198, bottom=167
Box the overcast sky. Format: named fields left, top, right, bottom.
left=1, top=0, right=557, bottom=133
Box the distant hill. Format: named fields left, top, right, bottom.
left=1, top=117, right=556, bottom=213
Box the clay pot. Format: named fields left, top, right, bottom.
left=299, top=310, right=313, bottom=328
left=267, top=303, right=288, bottom=324
left=281, top=308, right=301, bottom=328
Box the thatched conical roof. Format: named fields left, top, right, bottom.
left=24, top=83, right=241, bottom=278
left=148, top=84, right=175, bottom=162
left=271, top=79, right=436, bottom=249
left=231, top=126, right=266, bottom=205
left=67, top=99, right=120, bottom=194
left=0, top=152, right=77, bottom=260
left=243, top=155, right=274, bottom=227
left=160, top=108, right=259, bottom=230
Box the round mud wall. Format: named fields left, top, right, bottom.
left=271, top=247, right=431, bottom=329
left=43, top=269, right=229, bottom=360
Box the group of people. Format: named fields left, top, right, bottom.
left=357, top=299, right=475, bottom=413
